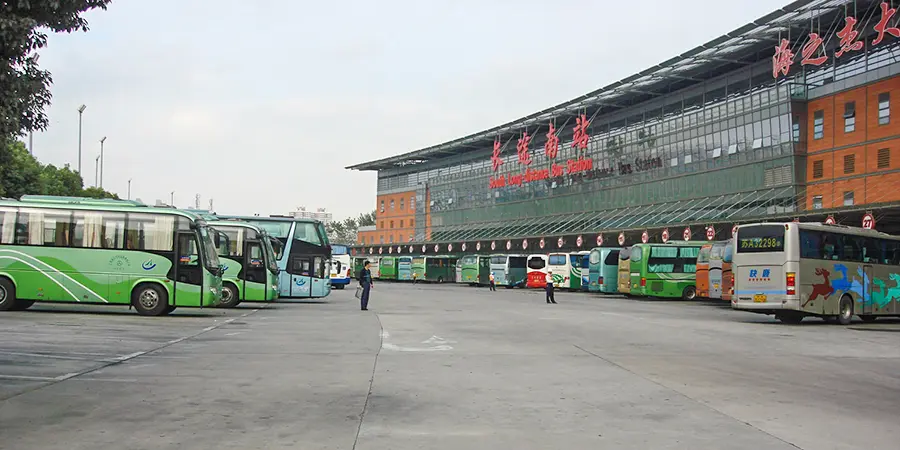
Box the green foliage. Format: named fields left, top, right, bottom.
left=327, top=210, right=377, bottom=244
left=0, top=0, right=112, bottom=138
left=0, top=137, right=117, bottom=199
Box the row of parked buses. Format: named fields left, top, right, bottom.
left=0, top=195, right=332, bottom=317
left=352, top=222, right=900, bottom=324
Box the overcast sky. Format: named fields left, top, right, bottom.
left=30, top=0, right=789, bottom=220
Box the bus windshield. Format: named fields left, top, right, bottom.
left=262, top=234, right=278, bottom=274
left=527, top=257, right=546, bottom=270
left=581, top=255, right=589, bottom=268
left=508, top=256, right=527, bottom=268
left=197, top=226, right=222, bottom=272
left=589, top=250, right=601, bottom=265
left=548, top=254, right=567, bottom=265
left=490, top=256, right=506, bottom=265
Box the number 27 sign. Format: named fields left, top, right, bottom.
left=862, top=213, right=876, bottom=230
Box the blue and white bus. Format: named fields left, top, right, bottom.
left=329, top=244, right=351, bottom=289
left=216, top=215, right=332, bottom=299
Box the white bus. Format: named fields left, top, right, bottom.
left=489, top=254, right=527, bottom=288
left=732, top=222, right=900, bottom=324
left=329, top=254, right=352, bottom=289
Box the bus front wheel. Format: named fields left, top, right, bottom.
left=837, top=295, right=854, bottom=325
left=132, top=284, right=169, bottom=316
left=437, top=276, right=444, bottom=284
left=219, top=283, right=240, bottom=308
left=0, top=278, right=17, bottom=311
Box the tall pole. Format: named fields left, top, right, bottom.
left=99, top=137, right=106, bottom=189
left=170, top=191, right=174, bottom=206
left=94, top=155, right=100, bottom=187
left=127, top=178, right=132, bottom=200
left=77, top=105, right=86, bottom=173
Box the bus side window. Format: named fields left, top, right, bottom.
left=862, top=238, right=882, bottom=264
left=800, top=230, right=822, bottom=259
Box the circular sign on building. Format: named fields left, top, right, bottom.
left=641, top=230, right=649, bottom=243
left=706, top=226, right=715, bottom=241
left=388, top=247, right=393, bottom=254
left=732, top=225, right=739, bottom=237
left=476, top=242, right=481, bottom=251
left=557, top=237, right=564, bottom=248
left=661, top=228, right=670, bottom=243
left=683, top=227, right=691, bottom=241
left=597, top=234, right=604, bottom=246
left=422, top=245, right=427, bottom=253
left=825, top=215, right=836, bottom=225
left=522, top=239, right=528, bottom=249
left=461, top=243, right=467, bottom=252
left=409, top=245, right=414, bottom=253
left=448, top=243, right=453, bottom=252
left=506, top=240, right=512, bottom=250
left=434, top=244, right=439, bottom=252
left=617, top=232, right=625, bottom=246
left=576, top=235, right=583, bottom=247
left=369, top=248, right=373, bottom=254
left=539, top=238, right=545, bottom=249
left=397, top=246, right=401, bottom=253
left=491, top=241, right=496, bottom=251
left=379, top=247, right=383, bottom=254
left=862, top=213, right=876, bottom=229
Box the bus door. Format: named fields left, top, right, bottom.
left=311, top=256, right=328, bottom=296
left=289, top=256, right=312, bottom=297
left=862, top=264, right=874, bottom=316
left=175, top=231, right=203, bottom=306
left=244, top=241, right=267, bottom=301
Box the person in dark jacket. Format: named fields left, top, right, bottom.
left=358, top=260, right=374, bottom=310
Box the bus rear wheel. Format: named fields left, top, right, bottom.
left=219, top=283, right=240, bottom=308
left=0, top=278, right=17, bottom=311
left=681, top=286, right=697, bottom=300
left=132, top=284, right=169, bottom=316
left=837, top=295, right=854, bottom=325
left=437, top=276, right=443, bottom=284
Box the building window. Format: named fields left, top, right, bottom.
left=813, top=110, right=824, bottom=139
left=400, top=198, right=404, bottom=210
left=409, top=234, right=413, bottom=242
left=878, top=148, right=891, bottom=169
left=369, top=236, right=374, bottom=244
left=379, top=221, right=384, bottom=229
left=843, top=101, right=855, bottom=133
left=380, top=235, right=384, bottom=244
left=813, top=196, right=823, bottom=209
left=812, top=160, right=824, bottom=179
left=792, top=117, right=800, bottom=142
left=389, top=235, right=394, bottom=243
left=844, top=154, right=855, bottom=174
left=410, top=196, right=415, bottom=211
left=400, top=219, right=404, bottom=228
left=879, top=92, right=890, bottom=125
left=380, top=200, right=384, bottom=213
left=390, top=220, right=394, bottom=229
left=390, top=200, right=394, bottom=211
left=844, top=191, right=854, bottom=206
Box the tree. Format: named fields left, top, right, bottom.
left=326, top=210, right=377, bottom=244
left=81, top=186, right=119, bottom=199
left=357, top=210, right=376, bottom=227
left=0, top=137, right=117, bottom=199
left=1, top=1, right=112, bottom=137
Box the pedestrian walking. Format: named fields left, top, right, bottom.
left=489, top=272, right=496, bottom=291
left=545, top=269, right=557, bottom=304
left=357, top=260, right=374, bottom=311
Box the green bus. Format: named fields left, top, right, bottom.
left=352, top=256, right=367, bottom=280
left=588, top=247, right=621, bottom=293
left=379, top=256, right=398, bottom=280
left=461, top=255, right=490, bottom=285
left=629, top=242, right=702, bottom=299
left=208, top=220, right=279, bottom=307
left=0, top=196, right=223, bottom=316
left=410, top=255, right=455, bottom=283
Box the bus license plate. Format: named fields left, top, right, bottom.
left=753, top=294, right=767, bottom=303
left=713, top=283, right=720, bottom=289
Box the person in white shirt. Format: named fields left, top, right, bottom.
left=545, top=270, right=557, bottom=304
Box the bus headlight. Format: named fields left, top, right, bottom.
left=209, top=287, right=218, bottom=295
left=272, top=284, right=278, bottom=291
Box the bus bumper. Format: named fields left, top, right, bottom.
left=732, top=295, right=800, bottom=312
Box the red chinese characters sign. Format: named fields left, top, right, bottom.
left=545, top=123, right=559, bottom=159
left=774, top=4, right=900, bottom=79
left=572, top=114, right=589, bottom=150
left=491, top=138, right=503, bottom=172
left=516, top=132, right=532, bottom=166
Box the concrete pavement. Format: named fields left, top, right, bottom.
left=1, top=284, right=898, bottom=449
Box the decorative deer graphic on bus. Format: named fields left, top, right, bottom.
left=804, top=268, right=834, bottom=307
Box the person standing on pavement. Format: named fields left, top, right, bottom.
left=358, top=260, right=374, bottom=311
left=489, top=272, right=496, bottom=291
left=545, top=269, right=557, bottom=304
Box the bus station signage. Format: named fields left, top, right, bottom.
left=662, top=228, right=670, bottom=243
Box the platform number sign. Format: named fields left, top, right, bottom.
left=824, top=215, right=836, bottom=225
left=641, top=230, right=649, bottom=243
left=369, top=248, right=373, bottom=254
left=539, top=238, right=545, bottom=249
left=862, top=213, right=876, bottom=230
left=576, top=235, right=583, bottom=247
left=434, top=244, right=439, bottom=252
left=506, top=240, right=512, bottom=250
left=491, top=241, right=496, bottom=251
left=448, top=243, right=453, bottom=252
left=706, top=226, right=715, bottom=241
left=732, top=225, right=739, bottom=237
left=422, top=245, right=427, bottom=253
left=409, top=245, right=414, bottom=253
left=617, top=232, right=625, bottom=246
left=683, top=227, right=691, bottom=241
left=661, top=228, right=669, bottom=243
left=379, top=247, right=383, bottom=254
left=461, top=243, right=466, bottom=252
left=388, top=247, right=393, bottom=254
left=597, top=234, right=604, bottom=246
left=522, top=239, right=528, bottom=249
left=557, top=237, right=564, bottom=248
left=397, top=246, right=401, bottom=253
left=476, top=242, right=481, bottom=251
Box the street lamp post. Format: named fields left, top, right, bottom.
left=127, top=178, right=132, bottom=200
left=94, top=155, right=100, bottom=187
left=170, top=191, right=175, bottom=206
left=99, top=137, right=106, bottom=189
left=77, top=105, right=86, bottom=173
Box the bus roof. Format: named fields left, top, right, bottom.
left=205, top=220, right=264, bottom=233
left=0, top=197, right=205, bottom=221
left=216, top=214, right=324, bottom=225
left=741, top=221, right=900, bottom=240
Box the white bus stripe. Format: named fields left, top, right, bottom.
left=0, top=250, right=108, bottom=303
